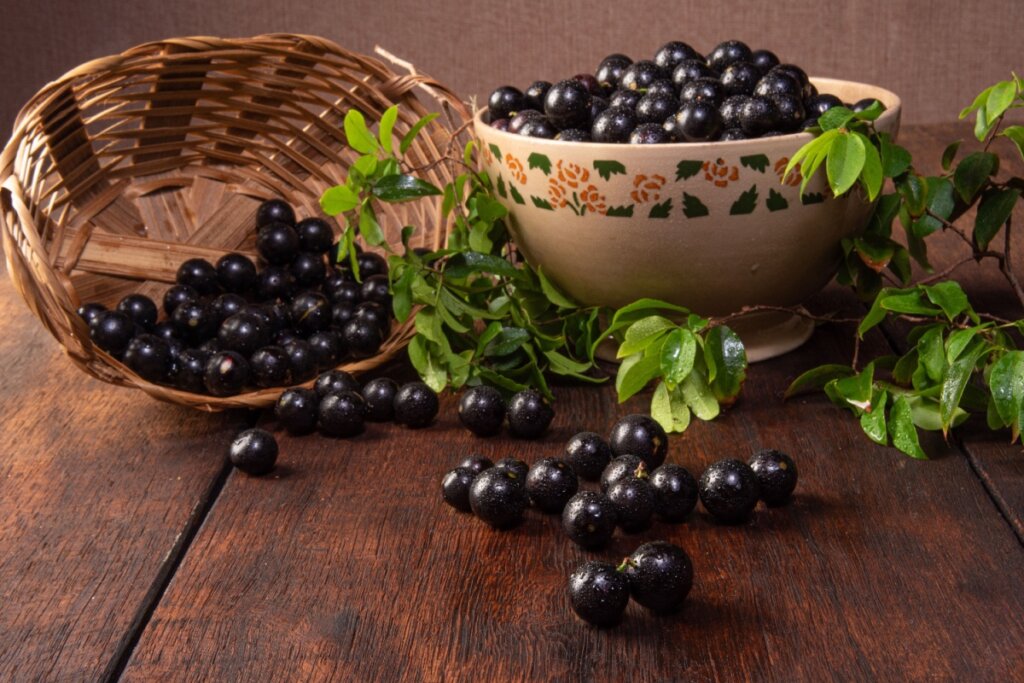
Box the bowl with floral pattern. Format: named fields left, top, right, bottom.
left=473, top=77, right=901, bottom=361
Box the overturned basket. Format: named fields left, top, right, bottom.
left=0, top=34, right=468, bottom=411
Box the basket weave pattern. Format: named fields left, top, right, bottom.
left=0, top=34, right=468, bottom=411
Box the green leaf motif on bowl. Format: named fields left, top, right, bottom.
left=676, top=160, right=703, bottom=181
left=528, top=153, right=552, bottom=175
left=509, top=184, right=525, bottom=205
left=729, top=185, right=759, bottom=215
left=593, top=160, right=627, bottom=181
left=531, top=195, right=554, bottom=210
left=740, top=154, right=770, bottom=173
left=766, top=189, right=789, bottom=212
left=496, top=175, right=507, bottom=199
left=801, top=192, right=825, bottom=205
left=605, top=205, right=635, bottom=217
left=682, top=193, right=709, bottom=218
left=488, top=143, right=502, bottom=163
left=648, top=199, right=673, bottom=218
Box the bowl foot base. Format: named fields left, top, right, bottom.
left=727, top=308, right=815, bottom=363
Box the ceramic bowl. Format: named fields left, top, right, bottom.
left=473, top=78, right=901, bottom=361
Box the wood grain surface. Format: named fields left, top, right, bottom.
left=1, top=125, right=1022, bottom=682
left=0, top=274, right=244, bottom=681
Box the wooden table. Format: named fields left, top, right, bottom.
left=1, top=124, right=1022, bottom=682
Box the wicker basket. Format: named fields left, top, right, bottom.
left=0, top=34, right=469, bottom=411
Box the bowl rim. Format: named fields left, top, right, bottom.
left=473, top=76, right=902, bottom=150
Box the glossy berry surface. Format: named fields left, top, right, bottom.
left=256, top=266, right=295, bottom=301
left=116, top=294, right=157, bottom=330
left=608, top=89, right=642, bottom=110
left=600, top=454, right=647, bottom=493
left=629, top=123, right=671, bottom=144
left=176, top=258, right=219, bottom=295
left=218, top=312, right=271, bottom=356
left=740, top=96, right=781, bottom=137
left=488, top=86, right=524, bottom=121
left=565, top=432, right=612, bottom=480
left=635, top=93, right=678, bottom=124
left=89, top=311, right=134, bottom=356
left=204, top=350, right=249, bottom=396
left=773, top=94, right=806, bottom=132
left=291, top=252, right=327, bottom=288
left=468, top=468, right=528, bottom=528
left=123, top=333, right=172, bottom=382
left=356, top=252, right=388, bottom=280
left=568, top=561, right=629, bottom=627
left=523, top=81, right=552, bottom=110
left=679, top=77, right=725, bottom=107
left=169, top=302, right=214, bottom=345
left=362, top=377, right=398, bottom=422
left=290, top=292, right=331, bottom=335
left=77, top=302, right=107, bottom=326
left=672, top=58, right=714, bottom=87
left=608, top=414, right=668, bottom=468
left=707, top=40, right=753, bottom=72
left=673, top=101, right=723, bottom=142
left=307, top=330, right=344, bottom=369
left=607, top=478, right=655, bottom=531
left=342, top=318, right=383, bottom=357
left=650, top=464, right=699, bottom=522
left=754, top=71, right=802, bottom=99
left=619, top=60, right=664, bottom=91
left=751, top=49, right=780, bottom=75
left=354, top=302, right=390, bottom=335
left=171, top=348, right=209, bottom=393
left=228, top=428, right=278, bottom=476
left=216, top=253, right=258, bottom=294
left=509, top=109, right=544, bottom=134
left=748, top=448, right=798, bottom=505
left=595, top=54, right=632, bottom=89
left=491, top=459, right=526, bottom=484
left=318, top=390, right=366, bottom=437
left=360, top=274, right=391, bottom=309
left=720, top=62, right=760, bottom=96
left=255, top=199, right=295, bottom=228
left=562, top=491, right=617, bottom=550
left=458, top=385, right=506, bottom=437
left=314, top=369, right=360, bottom=398
left=275, top=387, right=319, bottom=435
left=852, top=97, right=883, bottom=113
left=441, top=467, right=477, bottom=512
left=459, top=455, right=494, bottom=475
left=720, top=95, right=749, bottom=129
left=250, top=345, right=292, bottom=387
left=654, top=41, right=701, bottom=70
left=282, top=340, right=317, bottom=383
left=525, top=458, right=579, bottom=513
left=327, top=279, right=362, bottom=306
left=257, top=222, right=300, bottom=265
left=295, top=217, right=334, bottom=253
left=591, top=106, right=636, bottom=143
left=210, top=293, right=246, bottom=326
left=805, top=93, right=843, bottom=118
left=506, top=389, right=554, bottom=439
left=544, top=79, right=592, bottom=130
left=520, top=117, right=557, bottom=139
left=699, top=459, right=761, bottom=523
left=393, top=381, right=439, bottom=429
left=572, top=73, right=601, bottom=96
left=556, top=128, right=590, bottom=142
left=624, top=541, right=693, bottom=614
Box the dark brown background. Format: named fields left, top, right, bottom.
left=1, top=0, right=1022, bottom=136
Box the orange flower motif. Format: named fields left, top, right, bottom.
left=579, top=184, right=608, bottom=215
left=630, top=173, right=667, bottom=204
left=702, top=158, right=740, bottom=188
left=555, top=160, right=590, bottom=188
left=775, top=157, right=802, bottom=187
left=481, top=144, right=495, bottom=166
left=505, top=153, right=527, bottom=184
left=548, top=177, right=569, bottom=208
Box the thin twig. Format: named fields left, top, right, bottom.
left=707, top=305, right=862, bottom=329
left=999, top=215, right=1024, bottom=308
left=916, top=256, right=975, bottom=285
left=925, top=208, right=975, bottom=248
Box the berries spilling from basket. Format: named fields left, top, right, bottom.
left=439, top=413, right=799, bottom=626
left=487, top=39, right=882, bottom=143
left=76, top=199, right=394, bottom=397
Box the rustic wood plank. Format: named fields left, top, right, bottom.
left=0, top=273, right=244, bottom=681
left=119, top=283, right=1024, bottom=681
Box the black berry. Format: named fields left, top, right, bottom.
left=170, top=348, right=209, bottom=393
left=89, top=311, right=134, bottom=356
left=342, top=318, right=383, bottom=357
left=720, top=62, right=760, bottom=96
left=591, top=106, right=636, bottom=143
left=257, top=222, right=300, bottom=265
left=600, top=454, right=648, bottom=493
left=275, top=387, right=318, bottom=434
left=176, top=258, right=219, bottom=295
left=210, top=293, right=247, bottom=326
left=218, top=312, right=271, bottom=356
left=459, top=455, right=494, bottom=474
left=619, top=60, right=665, bottom=91
left=204, top=350, right=249, bottom=396
left=116, top=294, right=157, bottom=330
left=441, top=467, right=477, bottom=512
left=494, top=457, right=528, bottom=482
left=291, top=252, right=327, bottom=288
left=562, top=491, right=617, bottom=550
left=565, top=432, right=612, bottom=480
left=707, top=40, right=753, bottom=72
left=458, top=385, right=506, bottom=437
left=290, top=291, right=331, bottom=335
left=698, top=459, right=761, bottom=523
left=281, top=339, right=317, bottom=383
left=595, top=54, right=632, bottom=90
left=77, top=302, right=106, bottom=326
left=568, top=561, right=629, bottom=627
left=650, top=464, right=699, bottom=522
left=679, top=77, right=725, bottom=107
left=751, top=49, right=780, bottom=75
left=654, top=41, right=701, bottom=71
left=256, top=266, right=296, bottom=301
left=228, top=428, right=278, bottom=476
left=295, top=217, right=334, bottom=253
left=739, top=96, right=781, bottom=137
left=523, top=81, right=552, bottom=110
left=525, top=458, right=579, bottom=513
left=314, top=369, right=361, bottom=398
left=488, top=86, right=524, bottom=121
left=608, top=414, right=668, bottom=468
left=250, top=345, right=292, bottom=387
left=256, top=199, right=295, bottom=228
left=360, top=274, right=391, bottom=309
left=635, top=92, right=679, bottom=124
left=748, top=449, right=798, bottom=505
left=362, top=377, right=398, bottom=421
left=216, top=253, right=258, bottom=294
left=506, top=389, right=554, bottom=439
left=607, top=478, right=655, bottom=531
left=544, top=79, right=593, bottom=130
left=123, top=333, right=172, bottom=382
left=629, top=123, right=670, bottom=144
left=318, top=390, right=366, bottom=437
left=469, top=468, right=528, bottom=528
left=393, top=381, right=438, bottom=428
left=672, top=59, right=714, bottom=87
left=624, top=541, right=693, bottom=614
left=672, top=101, right=723, bottom=142
left=307, top=330, right=345, bottom=369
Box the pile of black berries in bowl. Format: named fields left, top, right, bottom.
left=483, top=39, right=885, bottom=143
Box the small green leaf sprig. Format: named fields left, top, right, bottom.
left=319, top=105, right=749, bottom=432
left=786, top=75, right=1024, bottom=457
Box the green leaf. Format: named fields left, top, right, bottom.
left=729, top=185, right=758, bottom=215
left=985, top=80, right=1017, bottom=125
left=351, top=154, right=378, bottom=180
left=543, top=349, right=594, bottom=378
left=945, top=326, right=982, bottom=363
left=527, top=152, right=552, bottom=175
left=648, top=199, right=673, bottom=218
left=880, top=291, right=942, bottom=316
left=1001, top=126, right=1024, bottom=161
left=605, top=205, right=634, bottom=217
left=444, top=251, right=517, bottom=279
left=916, top=326, right=947, bottom=385
left=859, top=389, right=889, bottom=445
left=889, top=394, right=928, bottom=459
left=878, top=133, right=912, bottom=178
left=853, top=237, right=895, bottom=272
left=344, top=109, right=379, bottom=154
left=923, top=281, right=971, bottom=321
left=378, top=105, right=399, bottom=154
left=682, top=193, right=709, bottom=218
left=704, top=326, right=747, bottom=402
left=358, top=203, right=385, bottom=246
left=911, top=177, right=955, bottom=237
left=531, top=196, right=554, bottom=210
left=593, top=160, right=627, bottom=181
left=974, top=187, right=1020, bottom=250
left=830, top=363, right=875, bottom=411
left=953, top=152, right=998, bottom=203
left=400, top=112, right=439, bottom=154
left=616, top=347, right=663, bottom=402
left=988, top=350, right=1024, bottom=439
left=941, top=140, right=961, bottom=170
left=765, top=189, right=788, bottom=212
left=675, top=160, right=703, bottom=181
left=819, top=105, right=856, bottom=131
left=373, top=174, right=442, bottom=202
left=650, top=381, right=674, bottom=432
left=536, top=267, right=577, bottom=308
left=785, top=364, right=855, bottom=398
left=320, top=184, right=360, bottom=215
left=826, top=132, right=867, bottom=196
left=660, top=328, right=697, bottom=387
left=897, top=174, right=928, bottom=217
left=408, top=336, right=447, bottom=392
left=484, top=327, right=530, bottom=357
left=960, top=85, right=994, bottom=119
left=856, top=132, right=883, bottom=201
left=853, top=99, right=886, bottom=121
left=682, top=371, right=720, bottom=420
left=414, top=308, right=443, bottom=344
left=940, top=345, right=985, bottom=434
left=617, top=315, right=676, bottom=358
left=740, top=154, right=770, bottom=172
left=391, top=268, right=415, bottom=322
